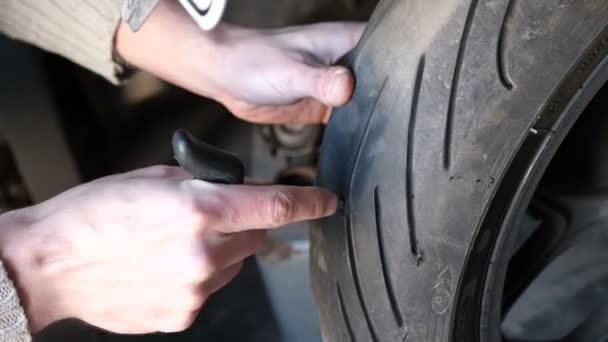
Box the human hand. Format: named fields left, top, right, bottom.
left=0, top=166, right=336, bottom=334
left=116, top=0, right=366, bottom=124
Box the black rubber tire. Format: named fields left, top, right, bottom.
left=310, top=1, right=608, bottom=341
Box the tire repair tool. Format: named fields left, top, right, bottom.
left=122, top=0, right=227, bottom=32
left=172, top=129, right=244, bottom=185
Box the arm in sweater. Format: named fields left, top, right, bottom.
left=0, top=0, right=124, bottom=83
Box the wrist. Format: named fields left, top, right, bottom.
left=115, top=0, right=232, bottom=99
left=0, top=209, right=68, bottom=333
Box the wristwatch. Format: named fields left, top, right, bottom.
left=121, top=0, right=227, bottom=32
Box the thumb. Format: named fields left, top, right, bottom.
left=299, top=65, right=356, bottom=107
left=285, top=22, right=365, bottom=107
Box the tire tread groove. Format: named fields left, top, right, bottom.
left=407, top=55, right=426, bottom=264
left=498, top=0, right=516, bottom=90
left=345, top=77, right=389, bottom=342
left=337, top=283, right=357, bottom=342
left=445, top=0, right=481, bottom=170
left=373, top=186, right=404, bottom=327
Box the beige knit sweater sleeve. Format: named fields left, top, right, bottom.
left=0, top=1, right=126, bottom=339
left=0, top=0, right=125, bottom=83
left=0, top=261, right=30, bottom=341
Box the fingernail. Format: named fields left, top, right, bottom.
left=325, top=192, right=339, bottom=216
left=328, top=69, right=350, bottom=103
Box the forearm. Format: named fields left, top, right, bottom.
left=116, top=0, right=236, bottom=100
left=0, top=0, right=124, bottom=83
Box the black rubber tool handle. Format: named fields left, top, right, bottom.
left=172, top=129, right=245, bottom=184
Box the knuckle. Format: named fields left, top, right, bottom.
left=180, top=293, right=205, bottom=311
left=267, top=192, right=295, bottom=225
left=150, top=165, right=181, bottom=178
left=250, top=231, right=268, bottom=251
left=161, top=314, right=195, bottom=333
left=189, top=187, right=225, bottom=227
left=178, top=186, right=218, bottom=229
left=193, top=208, right=215, bottom=231
left=219, top=204, right=241, bottom=228
left=195, top=254, right=221, bottom=280
left=319, top=71, right=333, bottom=98
left=186, top=244, right=219, bottom=280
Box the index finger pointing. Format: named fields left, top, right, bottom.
left=191, top=183, right=338, bottom=232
